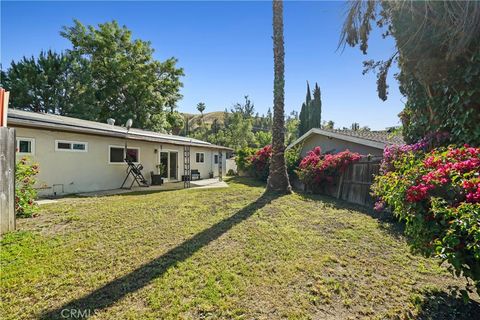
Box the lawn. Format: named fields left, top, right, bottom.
left=1, top=177, right=479, bottom=319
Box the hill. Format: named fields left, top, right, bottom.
left=182, top=111, right=226, bottom=130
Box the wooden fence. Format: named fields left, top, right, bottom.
left=334, top=156, right=382, bottom=207
left=296, top=155, right=382, bottom=207
left=1, top=127, right=16, bottom=235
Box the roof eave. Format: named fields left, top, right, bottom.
left=286, top=128, right=387, bottom=151
left=8, top=117, right=232, bottom=151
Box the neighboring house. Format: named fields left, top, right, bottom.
left=287, top=128, right=404, bottom=157
left=7, top=109, right=232, bottom=196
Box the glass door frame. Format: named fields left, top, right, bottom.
left=158, top=149, right=179, bottom=182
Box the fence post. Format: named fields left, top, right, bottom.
left=0, top=127, right=16, bottom=235
left=336, top=172, right=344, bottom=199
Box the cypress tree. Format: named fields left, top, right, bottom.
left=299, top=102, right=306, bottom=135
left=306, top=81, right=312, bottom=105
left=311, top=83, right=322, bottom=128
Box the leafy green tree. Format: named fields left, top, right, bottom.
left=266, top=107, right=273, bottom=130
left=210, top=119, right=221, bottom=144
left=323, top=120, right=335, bottom=129
left=1, top=50, right=96, bottom=118
left=267, top=0, right=291, bottom=193
left=223, top=112, right=256, bottom=150
left=285, top=115, right=300, bottom=145
left=255, top=131, right=272, bottom=147
left=232, top=95, right=255, bottom=119
left=61, top=20, right=184, bottom=130
left=166, top=111, right=184, bottom=135
left=341, top=0, right=480, bottom=145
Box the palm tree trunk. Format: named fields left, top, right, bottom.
left=266, top=0, right=292, bottom=194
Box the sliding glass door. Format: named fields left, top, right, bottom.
left=158, top=150, right=178, bottom=181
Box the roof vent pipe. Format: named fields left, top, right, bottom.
left=107, top=118, right=115, bottom=126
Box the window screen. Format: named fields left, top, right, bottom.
left=214, top=154, right=219, bottom=164
left=18, top=140, right=32, bottom=153
left=56, top=140, right=87, bottom=151
left=57, top=142, right=71, bottom=150
left=72, top=143, right=86, bottom=151
left=110, top=147, right=124, bottom=163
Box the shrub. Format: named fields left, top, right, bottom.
left=226, top=169, right=236, bottom=176
left=285, top=145, right=302, bottom=180
left=235, top=147, right=255, bottom=173
left=372, top=145, right=480, bottom=294
left=248, top=145, right=272, bottom=181
left=381, top=131, right=450, bottom=174
left=15, top=157, right=39, bottom=217
left=297, top=147, right=361, bottom=192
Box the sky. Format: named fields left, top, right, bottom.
left=1, top=0, right=404, bottom=130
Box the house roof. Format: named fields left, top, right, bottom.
left=287, top=127, right=405, bottom=151
left=7, top=109, right=232, bottom=151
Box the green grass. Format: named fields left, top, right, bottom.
left=1, top=177, right=478, bottom=319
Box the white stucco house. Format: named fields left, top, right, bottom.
left=7, top=109, right=232, bottom=196
left=287, top=127, right=404, bottom=157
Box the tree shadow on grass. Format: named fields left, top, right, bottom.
left=414, top=289, right=480, bottom=319
left=39, top=192, right=282, bottom=319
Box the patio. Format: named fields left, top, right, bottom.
left=75, top=177, right=228, bottom=197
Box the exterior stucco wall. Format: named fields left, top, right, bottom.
left=299, top=134, right=383, bottom=157
left=13, top=127, right=226, bottom=196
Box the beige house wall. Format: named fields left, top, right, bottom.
left=13, top=127, right=226, bottom=196
left=300, top=134, right=383, bottom=157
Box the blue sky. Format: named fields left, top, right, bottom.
left=1, top=1, right=403, bottom=130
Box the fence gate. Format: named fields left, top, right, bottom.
left=336, top=156, right=381, bottom=207
left=1, top=127, right=16, bottom=235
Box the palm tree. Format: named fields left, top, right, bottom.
left=266, top=0, right=291, bottom=194
left=196, top=102, right=206, bottom=116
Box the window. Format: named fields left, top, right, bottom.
left=109, top=146, right=140, bottom=163
left=196, top=152, right=205, bottom=163
left=214, top=154, right=219, bottom=164
left=110, top=147, right=124, bottom=163
left=126, top=148, right=139, bottom=162
left=17, top=138, right=35, bottom=154
left=55, top=140, right=88, bottom=152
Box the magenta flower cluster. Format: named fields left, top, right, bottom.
left=297, top=147, right=361, bottom=187
left=380, top=131, right=450, bottom=174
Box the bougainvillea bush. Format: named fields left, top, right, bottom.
left=380, top=131, right=450, bottom=174
left=296, top=147, right=361, bottom=192
left=242, top=145, right=300, bottom=182
left=248, top=145, right=272, bottom=181
left=15, top=157, right=39, bottom=217
left=372, top=145, right=480, bottom=294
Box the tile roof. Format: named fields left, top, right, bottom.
left=287, top=127, right=405, bottom=151
left=7, top=109, right=232, bottom=150
left=322, top=128, right=405, bottom=145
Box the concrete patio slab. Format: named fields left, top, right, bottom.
left=76, top=178, right=228, bottom=197
left=36, top=199, right=59, bottom=205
